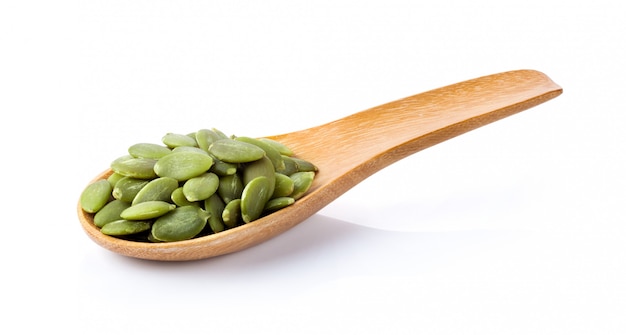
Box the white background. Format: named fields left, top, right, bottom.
left=1, top=1, right=625, bottom=334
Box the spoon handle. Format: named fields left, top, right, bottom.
left=275, top=69, right=562, bottom=190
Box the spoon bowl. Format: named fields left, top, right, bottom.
left=78, top=69, right=562, bottom=261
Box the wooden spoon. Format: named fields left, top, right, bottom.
left=78, top=69, right=562, bottom=261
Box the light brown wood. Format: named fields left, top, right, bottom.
left=78, top=69, right=562, bottom=261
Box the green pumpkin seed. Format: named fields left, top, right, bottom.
left=93, top=199, right=131, bottom=228
left=151, top=206, right=210, bottom=242
left=170, top=187, right=197, bottom=207
left=290, top=171, right=315, bottom=200
left=272, top=172, right=294, bottom=198
left=243, top=155, right=275, bottom=197
left=171, top=146, right=209, bottom=155
left=217, top=173, right=243, bottom=204
left=209, top=154, right=238, bottom=176
left=277, top=155, right=298, bottom=175
left=154, top=151, right=214, bottom=181
left=195, top=129, right=223, bottom=152
left=235, top=136, right=285, bottom=171
left=101, top=219, right=151, bottom=236
left=132, top=177, right=179, bottom=205
left=128, top=143, right=172, bottom=159
left=110, top=155, right=158, bottom=179
left=241, top=176, right=272, bottom=223
left=264, top=197, right=295, bottom=213
left=182, top=172, right=219, bottom=202
left=162, top=132, right=198, bottom=148
left=210, top=128, right=229, bottom=139
left=208, top=138, right=265, bottom=163
left=204, top=194, right=225, bottom=233
left=258, top=138, right=294, bottom=156
left=292, top=157, right=318, bottom=172
left=107, top=172, right=125, bottom=188
left=80, top=179, right=113, bottom=213
left=121, top=200, right=176, bottom=220
left=222, top=199, right=242, bottom=228
left=112, top=176, right=150, bottom=202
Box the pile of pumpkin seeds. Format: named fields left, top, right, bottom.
left=79, top=128, right=317, bottom=242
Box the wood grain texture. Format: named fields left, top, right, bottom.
left=78, top=69, right=562, bottom=261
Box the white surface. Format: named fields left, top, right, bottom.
left=2, top=1, right=625, bottom=334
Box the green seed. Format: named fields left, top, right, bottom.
left=222, top=199, right=242, bottom=228
left=204, top=194, right=225, bottom=233
left=154, top=151, right=214, bottom=181
left=121, top=200, right=176, bottom=220
left=264, top=197, right=295, bottom=213
left=101, top=219, right=151, bottom=236
left=208, top=138, right=265, bottom=163
left=210, top=128, right=229, bottom=139
left=112, top=176, right=149, bottom=202
left=107, top=172, right=125, bottom=188
left=235, top=136, right=285, bottom=171
left=131, top=177, right=179, bottom=205
left=80, top=179, right=113, bottom=213
left=195, top=129, right=223, bottom=152
left=243, top=155, right=275, bottom=197
left=277, top=155, right=298, bottom=175
left=151, top=206, right=210, bottom=242
left=110, top=155, right=158, bottom=179
left=272, top=173, right=294, bottom=198
left=217, top=173, right=243, bottom=204
left=241, top=176, right=272, bottom=223
left=182, top=172, right=219, bottom=202
left=209, top=154, right=238, bottom=176
left=290, top=171, right=315, bottom=200
left=258, top=138, right=294, bottom=156
left=292, top=157, right=318, bottom=172
left=171, top=146, right=210, bottom=155
left=162, top=133, right=198, bottom=148
left=128, top=143, right=172, bottom=159
left=93, top=199, right=131, bottom=228
left=170, top=187, right=197, bottom=207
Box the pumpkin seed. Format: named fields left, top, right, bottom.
left=101, top=219, right=151, bottom=236
left=208, top=138, right=265, bottom=163
left=243, top=155, right=275, bottom=197
left=151, top=206, right=210, bottom=242
left=154, top=151, right=214, bottom=181
left=132, top=176, right=179, bottom=205
left=235, top=136, right=285, bottom=171
left=162, top=132, right=198, bottom=148
left=241, top=176, right=272, bottom=223
left=217, top=173, right=243, bottom=204
left=110, top=155, right=157, bottom=179
left=222, top=199, right=242, bottom=228
left=258, top=138, right=293, bottom=156
left=170, top=187, right=197, bottom=207
left=112, top=176, right=149, bottom=202
left=290, top=171, right=315, bottom=200
left=80, top=179, right=113, bottom=213
left=182, top=172, right=219, bottom=202
left=204, top=194, right=225, bottom=233
left=195, top=129, right=222, bottom=152
left=272, top=172, right=294, bottom=198
left=264, top=196, right=295, bottom=213
left=128, top=143, right=172, bottom=159
left=93, top=199, right=131, bottom=228
left=120, top=200, right=176, bottom=220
